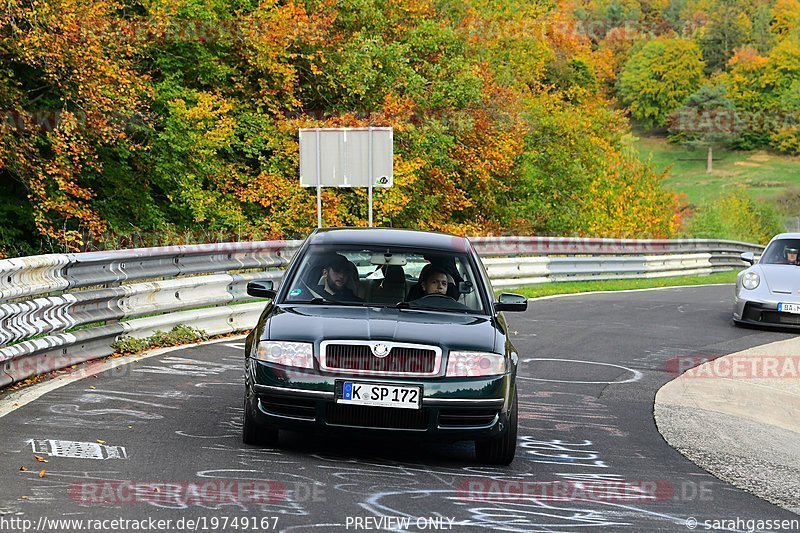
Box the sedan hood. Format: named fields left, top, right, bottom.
left=756, top=264, right=800, bottom=295
left=265, top=305, right=500, bottom=353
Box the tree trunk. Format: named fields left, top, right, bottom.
left=707, top=145, right=713, bottom=173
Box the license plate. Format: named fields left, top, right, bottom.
left=337, top=382, right=421, bottom=409
left=778, top=302, right=800, bottom=314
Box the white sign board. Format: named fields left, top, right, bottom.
left=30, top=439, right=128, bottom=460
left=299, top=128, right=393, bottom=188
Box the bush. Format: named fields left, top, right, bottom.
left=149, top=325, right=209, bottom=347
left=682, top=191, right=785, bottom=244
left=112, top=325, right=209, bottom=355
left=771, top=124, right=800, bottom=155
left=111, top=336, right=149, bottom=355
left=775, top=186, right=800, bottom=215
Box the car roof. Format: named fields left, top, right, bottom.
left=307, top=228, right=471, bottom=253
left=770, top=233, right=800, bottom=241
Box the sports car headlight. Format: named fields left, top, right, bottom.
left=255, top=341, right=314, bottom=369
left=742, top=272, right=760, bottom=290
left=446, top=351, right=507, bottom=377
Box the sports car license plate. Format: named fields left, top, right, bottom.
left=337, top=382, right=421, bottom=409
left=778, top=302, right=800, bottom=314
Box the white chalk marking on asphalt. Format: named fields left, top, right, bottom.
left=0, top=335, right=247, bottom=420
left=519, top=358, right=643, bottom=384
left=223, top=342, right=246, bottom=350
left=28, top=438, right=127, bottom=460
left=527, top=283, right=733, bottom=302
left=174, top=431, right=238, bottom=439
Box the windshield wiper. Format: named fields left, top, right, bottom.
left=297, top=297, right=364, bottom=306
left=300, top=297, right=329, bottom=304
left=396, top=301, right=473, bottom=314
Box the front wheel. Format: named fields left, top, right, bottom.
left=242, top=385, right=279, bottom=447
left=475, top=390, right=518, bottom=465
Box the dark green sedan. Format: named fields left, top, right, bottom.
left=243, top=228, right=527, bottom=465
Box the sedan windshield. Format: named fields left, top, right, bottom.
left=761, top=239, right=800, bottom=265
left=281, top=245, right=487, bottom=313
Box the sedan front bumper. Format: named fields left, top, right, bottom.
left=246, top=361, right=515, bottom=441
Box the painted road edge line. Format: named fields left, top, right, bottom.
left=527, top=283, right=734, bottom=302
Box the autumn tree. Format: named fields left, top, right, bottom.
left=0, top=0, right=684, bottom=254
left=669, top=84, right=740, bottom=172
left=771, top=0, right=800, bottom=37
left=1, top=0, right=150, bottom=251
left=695, top=1, right=753, bottom=74
left=618, top=38, right=705, bottom=127
left=766, top=33, right=800, bottom=154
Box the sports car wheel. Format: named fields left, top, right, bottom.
left=242, top=385, right=279, bottom=446
left=475, top=390, right=517, bottom=465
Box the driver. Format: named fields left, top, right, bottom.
left=779, top=246, right=799, bottom=265
left=318, top=255, right=363, bottom=302
left=787, top=247, right=799, bottom=265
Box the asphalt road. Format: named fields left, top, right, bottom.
left=0, top=285, right=798, bottom=533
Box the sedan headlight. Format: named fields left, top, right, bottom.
left=255, top=341, right=314, bottom=369
left=446, top=351, right=507, bottom=377
left=742, top=272, right=760, bottom=290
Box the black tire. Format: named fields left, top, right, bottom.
left=242, top=385, right=279, bottom=447
left=475, top=390, right=518, bottom=465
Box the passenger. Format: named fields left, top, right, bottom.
left=419, top=264, right=450, bottom=296
left=412, top=263, right=471, bottom=311
left=318, top=255, right=363, bottom=302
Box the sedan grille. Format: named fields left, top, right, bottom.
left=438, top=408, right=499, bottom=428
left=325, top=403, right=429, bottom=430
left=322, top=343, right=440, bottom=376
left=260, top=396, right=316, bottom=420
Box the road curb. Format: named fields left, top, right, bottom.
left=655, top=337, right=800, bottom=514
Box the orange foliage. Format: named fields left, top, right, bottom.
left=2, top=0, right=149, bottom=249
left=583, top=153, right=680, bottom=238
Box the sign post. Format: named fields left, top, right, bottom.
left=315, top=129, right=322, bottom=228
left=299, top=127, right=393, bottom=228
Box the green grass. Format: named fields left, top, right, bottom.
left=504, top=270, right=739, bottom=299
left=631, top=133, right=800, bottom=208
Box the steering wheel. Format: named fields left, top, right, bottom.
left=416, top=293, right=457, bottom=302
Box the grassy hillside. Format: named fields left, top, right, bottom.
left=632, top=134, right=800, bottom=208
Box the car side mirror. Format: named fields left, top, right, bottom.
left=740, top=252, right=755, bottom=265
left=459, top=280, right=474, bottom=294
left=494, top=292, right=528, bottom=312
left=247, top=280, right=276, bottom=299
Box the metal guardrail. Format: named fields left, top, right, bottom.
left=0, top=237, right=761, bottom=389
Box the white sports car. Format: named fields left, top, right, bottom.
left=734, top=233, right=800, bottom=328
